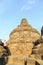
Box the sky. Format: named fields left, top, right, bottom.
left=0, top=0, right=43, bottom=40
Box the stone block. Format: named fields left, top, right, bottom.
left=6, top=56, right=13, bottom=65
left=27, top=58, right=35, bottom=65
left=13, top=58, right=24, bottom=65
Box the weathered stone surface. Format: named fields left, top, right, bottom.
left=32, top=36, right=43, bottom=54
left=6, top=18, right=43, bottom=65
left=1, top=18, right=43, bottom=65
left=27, top=58, right=35, bottom=65
left=6, top=18, right=40, bottom=60
left=32, top=35, right=43, bottom=61
left=0, top=46, right=6, bottom=57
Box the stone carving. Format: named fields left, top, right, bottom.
left=1, top=18, right=43, bottom=65
left=6, top=18, right=40, bottom=60
left=0, top=40, right=10, bottom=65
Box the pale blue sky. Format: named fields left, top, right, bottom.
left=0, top=0, right=43, bottom=40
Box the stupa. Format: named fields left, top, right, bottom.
left=1, top=18, right=43, bottom=65
left=7, top=18, right=40, bottom=60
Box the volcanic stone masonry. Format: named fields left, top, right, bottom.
left=0, top=18, right=43, bottom=65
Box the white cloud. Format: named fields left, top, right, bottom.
left=21, top=0, right=36, bottom=11
left=21, top=5, right=31, bottom=11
